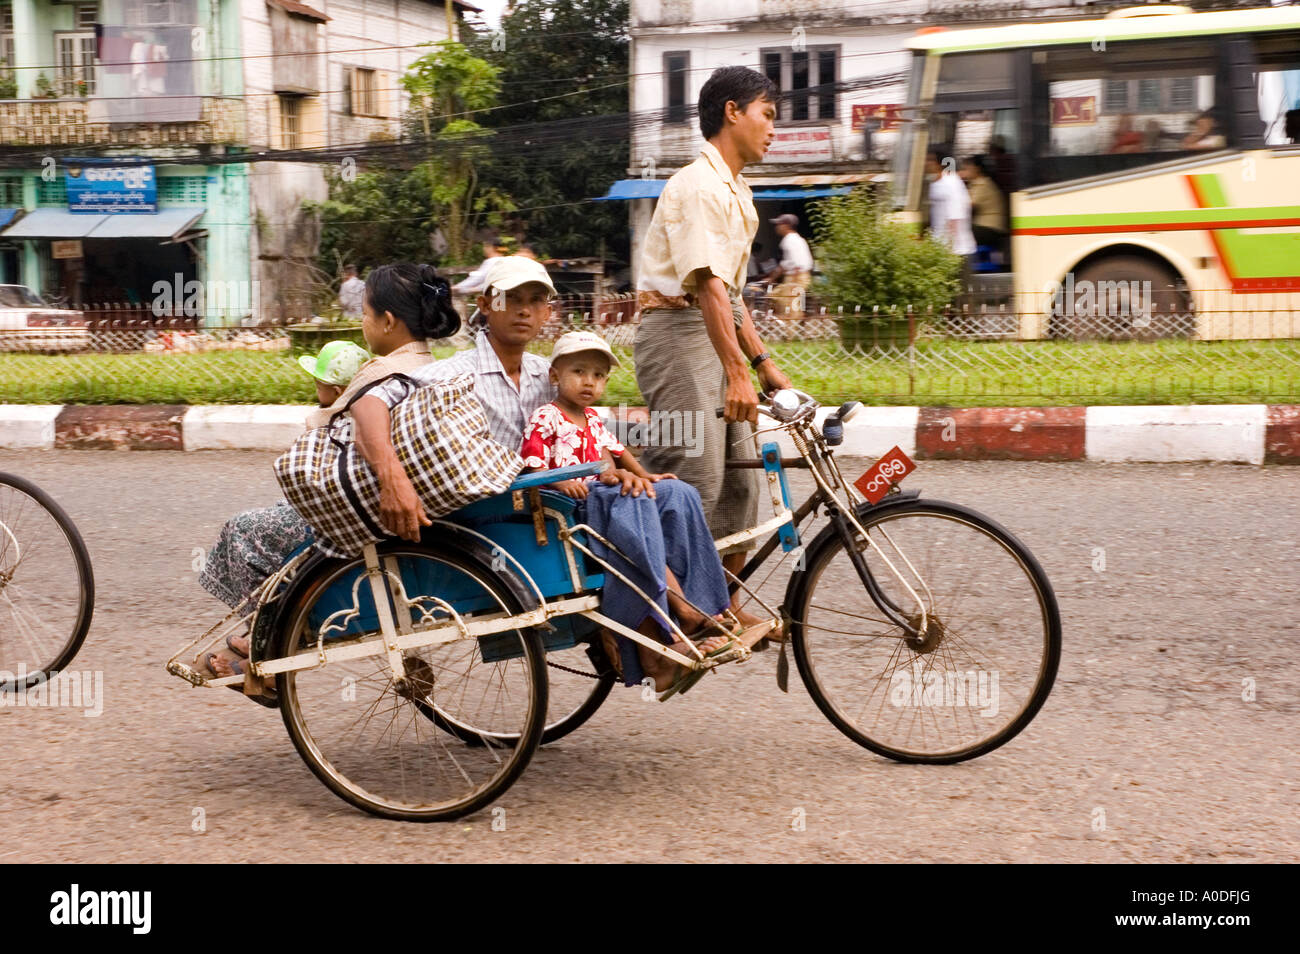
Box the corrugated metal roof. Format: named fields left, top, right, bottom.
left=88, top=207, right=204, bottom=239
left=0, top=207, right=205, bottom=239
left=907, top=6, right=1300, bottom=54
left=267, top=0, right=330, bottom=22
left=2, top=210, right=106, bottom=238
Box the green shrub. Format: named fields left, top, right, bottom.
left=809, top=187, right=962, bottom=347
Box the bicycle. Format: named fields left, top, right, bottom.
left=167, top=388, right=1060, bottom=821
left=0, top=473, right=96, bottom=691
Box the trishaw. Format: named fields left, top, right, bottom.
left=167, top=389, right=1061, bottom=822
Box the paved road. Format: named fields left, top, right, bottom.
left=0, top=450, right=1296, bottom=862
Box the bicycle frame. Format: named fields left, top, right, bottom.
left=724, top=397, right=933, bottom=641
left=166, top=393, right=937, bottom=694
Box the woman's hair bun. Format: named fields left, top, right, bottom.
left=363, top=262, right=461, bottom=341
left=417, top=264, right=459, bottom=340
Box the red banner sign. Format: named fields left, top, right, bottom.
left=1050, top=96, right=1097, bottom=126
left=851, top=103, right=902, bottom=132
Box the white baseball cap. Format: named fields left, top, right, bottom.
left=549, top=330, right=621, bottom=368
left=483, top=255, right=556, bottom=296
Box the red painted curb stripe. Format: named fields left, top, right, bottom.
left=54, top=405, right=186, bottom=451
left=915, top=406, right=1086, bottom=461
left=1265, top=405, right=1300, bottom=464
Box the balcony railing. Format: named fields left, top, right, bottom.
left=0, top=95, right=247, bottom=147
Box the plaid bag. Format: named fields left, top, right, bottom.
left=274, top=372, right=523, bottom=558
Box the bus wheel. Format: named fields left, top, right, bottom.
left=1050, top=256, right=1193, bottom=341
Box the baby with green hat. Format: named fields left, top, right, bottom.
left=298, top=340, right=371, bottom=407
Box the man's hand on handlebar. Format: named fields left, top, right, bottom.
left=723, top=373, right=761, bottom=424
left=757, top=360, right=792, bottom=395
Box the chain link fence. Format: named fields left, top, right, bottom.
left=3, top=291, right=1299, bottom=406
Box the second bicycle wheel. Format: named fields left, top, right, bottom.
left=787, top=499, right=1060, bottom=763
left=275, top=545, right=547, bottom=822
left=0, top=473, right=94, bottom=691
left=432, top=634, right=615, bottom=748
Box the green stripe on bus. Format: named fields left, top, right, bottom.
left=1189, top=174, right=1229, bottom=208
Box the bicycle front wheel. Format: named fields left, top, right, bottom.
left=788, top=499, right=1060, bottom=763
left=0, top=473, right=94, bottom=691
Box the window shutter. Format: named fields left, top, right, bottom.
left=347, top=66, right=359, bottom=116
left=379, top=70, right=395, bottom=118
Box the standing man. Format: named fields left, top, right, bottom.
left=767, top=212, right=815, bottom=317
left=957, top=156, right=1008, bottom=258
left=634, top=65, right=791, bottom=633
left=338, top=264, right=366, bottom=320
left=925, top=148, right=976, bottom=261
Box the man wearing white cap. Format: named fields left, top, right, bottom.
left=351, top=255, right=558, bottom=539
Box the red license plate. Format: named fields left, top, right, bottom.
left=854, top=446, right=916, bottom=504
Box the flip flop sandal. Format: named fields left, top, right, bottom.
left=204, top=653, right=279, bottom=709
left=657, top=638, right=736, bottom=702
left=736, top=618, right=782, bottom=651
left=226, top=633, right=250, bottom=658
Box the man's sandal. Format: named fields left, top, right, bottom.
left=736, top=617, right=783, bottom=651
left=657, top=638, right=737, bottom=702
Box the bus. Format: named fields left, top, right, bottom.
left=892, top=4, right=1300, bottom=340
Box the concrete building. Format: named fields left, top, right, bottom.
left=610, top=0, right=1117, bottom=281
left=0, top=0, right=477, bottom=322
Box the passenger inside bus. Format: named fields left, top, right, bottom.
left=1109, top=114, right=1144, bottom=154
left=1181, top=111, right=1226, bottom=150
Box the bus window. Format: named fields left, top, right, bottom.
left=936, top=51, right=1014, bottom=97
left=928, top=108, right=1019, bottom=189
left=1253, top=33, right=1300, bottom=144
left=1034, top=40, right=1220, bottom=185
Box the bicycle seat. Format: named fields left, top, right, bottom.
left=506, top=461, right=603, bottom=491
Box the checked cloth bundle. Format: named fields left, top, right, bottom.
left=274, top=372, right=523, bottom=557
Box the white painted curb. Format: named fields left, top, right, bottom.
left=182, top=405, right=313, bottom=451
left=1085, top=405, right=1267, bottom=465
left=0, top=405, right=61, bottom=449
left=767, top=405, right=919, bottom=458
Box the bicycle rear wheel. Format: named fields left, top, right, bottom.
left=0, top=473, right=94, bottom=691
left=275, top=546, right=547, bottom=822
left=788, top=499, right=1060, bottom=763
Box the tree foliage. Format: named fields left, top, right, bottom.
left=466, top=0, right=630, bottom=262
left=305, top=166, right=439, bottom=284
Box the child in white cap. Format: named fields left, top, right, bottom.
left=521, top=331, right=673, bottom=499
left=521, top=331, right=740, bottom=693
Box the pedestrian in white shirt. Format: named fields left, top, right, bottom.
left=453, top=240, right=504, bottom=295
left=770, top=213, right=815, bottom=281
left=338, top=264, right=366, bottom=319
left=925, top=149, right=976, bottom=258
left=765, top=213, right=815, bottom=317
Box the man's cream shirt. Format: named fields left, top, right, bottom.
left=638, top=141, right=759, bottom=298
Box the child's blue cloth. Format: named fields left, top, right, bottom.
left=578, top=478, right=730, bottom=687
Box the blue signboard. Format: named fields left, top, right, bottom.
left=66, top=164, right=157, bottom=214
